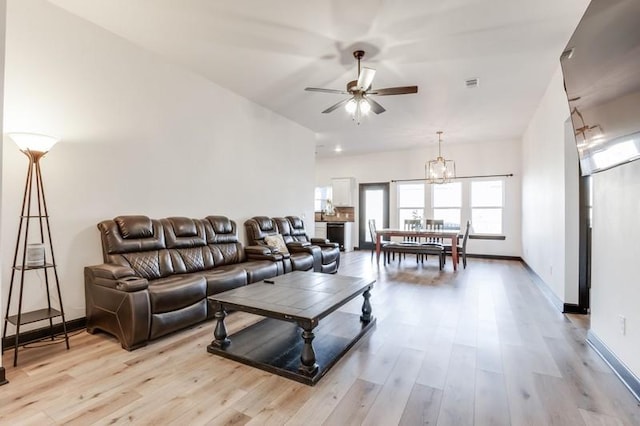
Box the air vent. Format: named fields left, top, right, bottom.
left=561, top=48, right=574, bottom=61
left=465, top=78, right=479, bottom=88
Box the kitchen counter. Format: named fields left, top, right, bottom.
left=314, top=207, right=355, bottom=223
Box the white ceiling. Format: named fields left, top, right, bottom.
left=48, top=0, right=589, bottom=157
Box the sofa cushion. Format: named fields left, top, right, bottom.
left=264, top=234, right=289, bottom=254
left=99, top=217, right=166, bottom=257
left=200, top=266, right=247, bottom=295
left=163, top=217, right=206, bottom=249
left=116, top=216, right=154, bottom=239
left=148, top=274, right=207, bottom=313
left=242, top=260, right=279, bottom=283
left=244, top=217, right=279, bottom=246
left=122, top=252, right=162, bottom=280
left=321, top=248, right=340, bottom=264
left=150, top=300, right=207, bottom=340
left=288, top=216, right=304, bottom=230
left=290, top=252, right=314, bottom=271
left=204, top=216, right=238, bottom=244
left=170, top=217, right=198, bottom=237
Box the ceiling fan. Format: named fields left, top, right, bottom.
left=305, top=50, right=418, bottom=123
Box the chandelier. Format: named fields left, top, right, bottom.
left=426, top=131, right=456, bottom=184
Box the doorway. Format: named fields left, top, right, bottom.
left=358, top=182, right=389, bottom=250
left=578, top=175, right=592, bottom=312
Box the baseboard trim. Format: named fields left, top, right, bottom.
left=587, top=330, right=640, bottom=402
left=466, top=254, right=522, bottom=261
left=521, top=261, right=589, bottom=314
left=521, top=261, right=564, bottom=312
left=562, top=303, right=589, bottom=314
left=2, top=317, right=86, bottom=350
left=0, top=367, right=7, bottom=386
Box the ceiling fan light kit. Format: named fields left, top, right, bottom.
left=305, top=50, right=418, bottom=124
left=426, top=131, right=456, bottom=184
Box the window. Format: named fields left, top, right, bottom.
left=432, top=182, right=461, bottom=228
left=471, top=180, right=503, bottom=234
left=397, top=183, right=425, bottom=227
left=394, top=179, right=507, bottom=236
left=314, top=186, right=332, bottom=212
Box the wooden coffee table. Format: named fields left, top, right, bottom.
left=206, top=271, right=376, bottom=385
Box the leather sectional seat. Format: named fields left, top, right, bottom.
left=245, top=216, right=340, bottom=274
left=244, top=216, right=318, bottom=273
left=84, top=215, right=284, bottom=350
left=277, top=216, right=340, bottom=274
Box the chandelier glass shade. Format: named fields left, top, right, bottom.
left=426, top=131, right=456, bottom=184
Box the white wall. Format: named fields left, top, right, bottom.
left=521, top=67, right=579, bottom=304
left=2, top=0, right=315, bottom=331
left=315, top=139, right=522, bottom=257
left=0, top=0, right=6, bottom=368
left=591, top=160, right=640, bottom=378
left=564, top=118, right=580, bottom=304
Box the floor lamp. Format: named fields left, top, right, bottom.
left=2, top=133, right=69, bottom=367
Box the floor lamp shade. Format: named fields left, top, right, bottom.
left=8, top=132, right=59, bottom=154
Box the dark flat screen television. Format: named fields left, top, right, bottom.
left=561, top=0, right=640, bottom=176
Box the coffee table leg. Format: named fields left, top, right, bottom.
left=211, top=305, right=230, bottom=349
left=299, top=327, right=318, bottom=376
left=361, top=287, right=373, bottom=322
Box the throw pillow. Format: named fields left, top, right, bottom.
left=264, top=234, right=289, bottom=254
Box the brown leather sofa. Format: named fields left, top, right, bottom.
left=245, top=216, right=340, bottom=274
left=276, top=216, right=340, bottom=273
left=84, top=215, right=283, bottom=350
left=244, top=216, right=319, bottom=273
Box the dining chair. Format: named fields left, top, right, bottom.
left=400, top=219, right=423, bottom=261
left=403, top=219, right=423, bottom=241
left=425, top=219, right=444, bottom=243
left=368, top=219, right=395, bottom=264
left=388, top=220, right=443, bottom=269
left=444, top=220, right=470, bottom=268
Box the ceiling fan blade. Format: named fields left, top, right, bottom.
left=305, top=87, right=349, bottom=95
left=357, top=67, right=376, bottom=91
left=368, top=86, right=418, bottom=96
left=365, top=97, right=386, bottom=114
left=322, top=97, right=353, bottom=114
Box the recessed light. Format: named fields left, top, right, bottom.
left=334, top=146, right=343, bottom=153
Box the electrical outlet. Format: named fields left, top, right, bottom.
left=619, top=315, right=626, bottom=335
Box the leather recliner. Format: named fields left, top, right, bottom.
left=244, top=216, right=319, bottom=273
left=282, top=216, right=340, bottom=273
left=85, top=215, right=282, bottom=350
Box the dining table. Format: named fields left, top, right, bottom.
left=375, top=228, right=461, bottom=271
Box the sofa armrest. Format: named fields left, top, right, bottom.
left=85, top=264, right=148, bottom=292
left=84, top=266, right=151, bottom=351
left=116, top=276, right=149, bottom=292
left=90, top=263, right=137, bottom=280
left=311, top=238, right=339, bottom=249
left=245, top=245, right=284, bottom=262
left=286, top=241, right=311, bottom=251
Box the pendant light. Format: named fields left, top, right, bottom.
left=426, top=131, right=456, bottom=184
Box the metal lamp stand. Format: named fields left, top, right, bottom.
left=2, top=148, right=69, bottom=367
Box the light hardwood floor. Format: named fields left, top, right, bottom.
left=2, top=252, right=639, bottom=425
